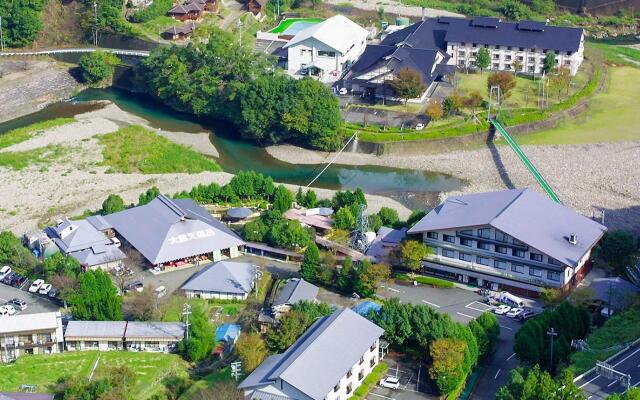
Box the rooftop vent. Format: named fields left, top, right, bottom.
left=568, top=234, right=578, bottom=245
left=471, top=17, right=500, bottom=28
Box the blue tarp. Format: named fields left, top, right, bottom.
left=215, top=323, right=241, bottom=343
left=352, top=300, right=382, bottom=317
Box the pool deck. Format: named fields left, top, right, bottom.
left=269, top=18, right=324, bottom=34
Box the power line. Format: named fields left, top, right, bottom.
left=305, top=131, right=358, bottom=189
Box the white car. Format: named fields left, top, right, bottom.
left=28, top=279, right=44, bottom=293
left=506, top=307, right=524, bottom=318
left=379, top=376, right=400, bottom=390
left=38, top=283, right=52, bottom=295
left=0, top=265, right=11, bottom=280
left=0, top=306, right=9, bottom=317
left=0, top=305, right=16, bottom=316
left=493, top=305, right=512, bottom=315
left=415, top=123, right=425, bottom=130
left=339, top=87, right=348, bottom=95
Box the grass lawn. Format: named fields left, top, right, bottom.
left=569, top=308, right=640, bottom=375
left=269, top=17, right=324, bottom=33
left=179, top=366, right=236, bottom=399
left=0, top=144, right=73, bottom=171
left=518, top=67, right=640, bottom=145
left=0, top=351, right=189, bottom=399
left=161, top=296, right=246, bottom=323
left=98, top=125, right=221, bottom=174
left=588, top=42, right=640, bottom=67
left=0, top=118, right=75, bottom=150
left=128, top=16, right=177, bottom=40
left=353, top=102, right=423, bottom=114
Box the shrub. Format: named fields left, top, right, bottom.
left=426, top=102, right=444, bottom=120
left=394, top=273, right=454, bottom=288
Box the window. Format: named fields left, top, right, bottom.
left=460, top=238, right=473, bottom=247
left=472, top=51, right=477, bottom=57
left=493, top=54, right=500, bottom=60
left=505, top=55, right=512, bottom=61
left=358, top=370, right=365, bottom=380
left=477, top=256, right=490, bottom=266
left=555, top=50, right=559, bottom=54
left=369, top=343, right=376, bottom=352
left=495, top=260, right=507, bottom=270
left=564, top=60, right=571, bottom=66
left=484, top=44, right=489, bottom=48
left=511, top=264, right=525, bottom=273
left=318, top=50, right=336, bottom=57
left=548, top=257, right=562, bottom=266
left=478, top=242, right=491, bottom=251
left=346, top=384, right=353, bottom=394
left=547, top=271, right=560, bottom=281
left=427, top=232, right=438, bottom=240
left=519, top=47, right=525, bottom=51
left=517, top=56, right=524, bottom=61
left=347, top=369, right=352, bottom=379
left=505, top=64, right=512, bottom=70
left=458, top=60, right=466, bottom=66
left=370, top=358, right=376, bottom=367
left=529, top=268, right=543, bottom=277
left=334, top=383, right=341, bottom=392
left=478, top=228, right=490, bottom=239
left=460, top=229, right=472, bottom=235
left=508, top=46, right=512, bottom=50
left=513, top=249, right=525, bottom=258
left=459, top=253, right=473, bottom=262
left=443, top=234, right=455, bottom=243
left=461, top=42, right=466, bottom=46
left=458, top=51, right=466, bottom=57
left=495, top=246, right=508, bottom=254
left=528, top=57, right=536, bottom=63
left=528, top=66, right=535, bottom=72
left=472, top=43, right=477, bottom=47
left=567, top=51, right=573, bottom=56
left=530, top=253, right=543, bottom=262
left=495, top=231, right=508, bottom=243
left=442, top=249, right=455, bottom=258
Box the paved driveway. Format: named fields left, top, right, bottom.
left=377, top=280, right=524, bottom=399
left=0, top=282, right=59, bottom=315
left=370, top=355, right=437, bottom=400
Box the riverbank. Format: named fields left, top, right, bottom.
left=266, top=142, right=640, bottom=234
left=0, top=59, right=82, bottom=124
left=0, top=102, right=410, bottom=233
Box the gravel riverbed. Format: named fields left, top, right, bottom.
left=266, top=143, right=640, bottom=234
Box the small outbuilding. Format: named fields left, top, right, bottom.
left=272, top=278, right=319, bottom=316
left=180, top=260, right=258, bottom=300
left=225, top=207, right=254, bottom=222
left=352, top=300, right=382, bottom=317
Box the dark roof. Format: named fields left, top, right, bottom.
left=273, top=278, right=319, bottom=307
left=385, top=17, right=583, bottom=53
left=226, top=207, right=253, bottom=219
left=163, top=22, right=197, bottom=36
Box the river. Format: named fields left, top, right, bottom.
left=0, top=87, right=465, bottom=210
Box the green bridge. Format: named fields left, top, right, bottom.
left=490, top=119, right=561, bottom=204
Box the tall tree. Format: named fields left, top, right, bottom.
left=236, top=332, right=268, bottom=373
left=488, top=72, right=517, bottom=100
left=272, top=185, right=293, bottom=213
left=390, top=68, right=426, bottom=104
left=180, top=305, right=214, bottom=362
left=400, top=240, right=431, bottom=272
left=476, top=48, right=491, bottom=74
left=354, top=260, right=390, bottom=297
left=543, top=52, right=557, bottom=75
left=496, top=366, right=585, bottom=400
left=78, top=51, right=120, bottom=85
left=42, top=253, right=81, bottom=279
left=102, top=194, right=125, bottom=215
left=67, top=270, right=123, bottom=321
left=300, top=243, right=320, bottom=282
left=429, top=338, right=468, bottom=395
left=138, top=186, right=160, bottom=205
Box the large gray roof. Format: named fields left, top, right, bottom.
left=103, top=195, right=245, bottom=265
left=239, top=308, right=384, bottom=399
left=408, top=189, right=607, bottom=268
left=181, top=260, right=256, bottom=294
left=45, top=219, right=126, bottom=267
left=64, top=321, right=127, bottom=339
left=273, top=278, right=319, bottom=307
left=125, top=321, right=185, bottom=340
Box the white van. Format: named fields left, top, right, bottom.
left=154, top=286, right=167, bottom=298
left=499, top=291, right=525, bottom=308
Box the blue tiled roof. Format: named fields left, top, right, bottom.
left=215, top=323, right=241, bottom=343
left=352, top=300, right=382, bottom=317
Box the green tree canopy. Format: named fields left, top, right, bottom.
left=496, top=366, right=585, bottom=400
left=333, top=207, right=356, bottom=230
left=67, top=269, right=123, bottom=321
left=101, top=193, right=125, bottom=215
left=597, top=230, right=636, bottom=271
left=0, top=231, right=38, bottom=275
left=42, top=252, right=81, bottom=280
left=390, top=68, right=426, bottom=103
left=400, top=240, right=431, bottom=271
left=476, top=48, right=491, bottom=73
left=300, top=242, right=320, bottom=282
left=272, top=185, right=293, bottom=213
left=138, top=186, right=160, bottom=206
left=354, top=260, right=390, bottom=297
left=78, top=51, right=120, bottom=85
left=236, top=332, right=268, bottom=373
left=179, top=305, right=214, bottom=362
left=543, top=52, right=557, bottom=74
left=377, top=207, right=399, bottom=227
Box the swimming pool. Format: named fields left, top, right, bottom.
left=269, top=18, right=324, bottom=35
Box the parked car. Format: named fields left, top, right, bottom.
left=379, top=376, right=400, bottom=389
left=38, top=283, right=52, bottom=295
left=1, top=304, right=16, bottom=315
left=0, top=265, right=11, bottom=280
left=48, top=287, right=59, bottom=299
left=2, top=272, right=16, bottom=285
left=506, top=307, right=524, bottom=318
left=11, top=274, right=26, bottom=288
left=0, top=306, right=10, bottom=317
left=29, top=279, right=44, bottom=293
left=125, top=281, right=144, bottom=293
left=415, top=123, right=425, bottom=130
left=518, top=310, right=537, bottom=321
left=339, top=87, right=348, bottom=95
left=7, top=298, right=27, bottom=311
left=154, top=286, right=167, bottom=298
left=493, top=305, right=512, bottom=315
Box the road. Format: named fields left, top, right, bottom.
left=378, top=281, right=525, bottom=399
left=575, top=341, right=640, bottom=399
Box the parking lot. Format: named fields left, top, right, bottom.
left=0, top=280, right=59, bottom=316
left=370, top=355, right=437, bottom=400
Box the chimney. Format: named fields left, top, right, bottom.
left=568, top=234, right=578, bottom=245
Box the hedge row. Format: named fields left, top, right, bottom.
left=395, top=273, right=455, bottom=288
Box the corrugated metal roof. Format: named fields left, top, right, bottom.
left=181, top=260, right=256, bottom=294
left=408, top=189, right=607, bottom=268
left=64, top=321, right=127, bottom=339
left=215, top=323, right=241, bottom=343
left=239, top=308, right=384, bottom=399
left=103, top=195, right=245, bottom=265
left=0, top=312, right=61, bottom=335
left=125, top=322, right=185, bottom=340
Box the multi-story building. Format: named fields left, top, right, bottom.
left=239, top=308, right=384, bottom=400
left=0, top=312, right=64, bottom=363
left=408, top=189, right=607, bottom=297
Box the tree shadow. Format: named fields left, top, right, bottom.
left=486, top=125, right=515, bottom=189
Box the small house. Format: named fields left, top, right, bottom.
left=247, top=0, right=267, bottom=16
left=272, top=278, right=319, bottom=316
left=64, top=321, right=127, bottom=351
left=162, top=22, right=197, bottom=40
left=180, top=260, right=258, bottom=300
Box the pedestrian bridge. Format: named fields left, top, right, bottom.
left=0, top=47, right=150, bottom=57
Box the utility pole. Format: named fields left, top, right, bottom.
left=237, top=19, right=243, bottom=47
left=93, top=1, right=98, bottom=46
left=547, top=327, right=558, bottom=373
left=182, top=303, right=192, bottom=342
left=0, top=16, right=4, bottom=52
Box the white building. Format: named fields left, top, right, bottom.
left=407, top=189, right=607, bottom=297
left=180, top=260, right=258, bottom=300
left=239, top=308, right=384, bottom=400
left=0, top=312, right=64, bottom=363
left=284, top=15, right=369, bottom=82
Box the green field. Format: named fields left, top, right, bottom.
left=0, top=351, right=189, bottom=399
left=518, top=67, right=640, bottom=145
left=0, top=144, right=73, bottom=171
left=269, top=18, right=323, bottom=34
left=98, top=125, right=221, bottom=174
left=0, top=118, right=75, bottom=150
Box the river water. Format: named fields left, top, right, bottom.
left=0, top=87, right=465, bottom=210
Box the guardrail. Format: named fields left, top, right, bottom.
left=0, top=48, right=150, bottom=57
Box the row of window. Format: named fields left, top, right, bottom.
left=455, top=42, right=574, bottom=56
left=299, top=49, right=337, bottom=58
left=441, top=250, right=561, bottom=281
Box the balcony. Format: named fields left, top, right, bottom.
left=456, top=231, right=528, bottom=250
